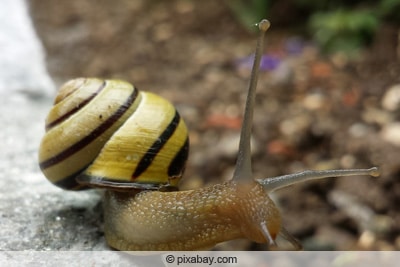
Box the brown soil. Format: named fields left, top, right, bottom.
left=29, top=0, right=399, bottom=250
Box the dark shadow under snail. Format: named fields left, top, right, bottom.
left=38, top=19, right=379, bottom=250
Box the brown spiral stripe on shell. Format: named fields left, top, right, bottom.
left=133, top=111, right=182, bottom=179
left=45, top=81, right=106, bottom=131
left=39, top=80, right=139, bottom=189
left=75, top=111, right=190, bottom=191
left=168, top=136, right=189, bottom=179
left=54, top=89, right=138, bottom=190
left=39, top=88, right=138, bottom=170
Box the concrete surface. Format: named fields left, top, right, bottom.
left=0, top=0, right=119, bottom=262
left=0, top=93, right=109, bottom=251
left=0, top=94, right=167, bottom=266
left=0, top=0, right=54, bottom=96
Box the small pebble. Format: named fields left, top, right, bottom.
left=302, top=92, right=326, bottom=110
left=358, top=231, right=376, bottom=249
left=382, top=84, right=400, bottom=111
left=348, top=123, right=369, bottom=138
left=381, top=122, right=400, bottom=146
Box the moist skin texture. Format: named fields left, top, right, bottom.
left=103, top=181, right=281, bottom=250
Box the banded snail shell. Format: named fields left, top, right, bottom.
left=38, top=78, right=189, bottom=191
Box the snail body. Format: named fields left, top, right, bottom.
left=38, top=20, right=379, bottom=250
left=103, top=181, right=280, bottom=250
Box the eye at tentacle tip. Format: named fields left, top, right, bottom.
left=369, top=167, right=380, bottom=177
left=257, top=19, right=271, bottom=32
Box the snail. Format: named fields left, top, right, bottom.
left=38, top=19, right=379, bottom=250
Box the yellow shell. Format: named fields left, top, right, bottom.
left=38, top=78, right=189, bottom=190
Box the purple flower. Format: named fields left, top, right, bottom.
left=285, top=37, right=305, bottom=55
left=260, top=55, right=281, bottom=70
left=236, top=54, right=281, bottom=71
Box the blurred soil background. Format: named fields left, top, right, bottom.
left=28, top=0, right=399, bottom=250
